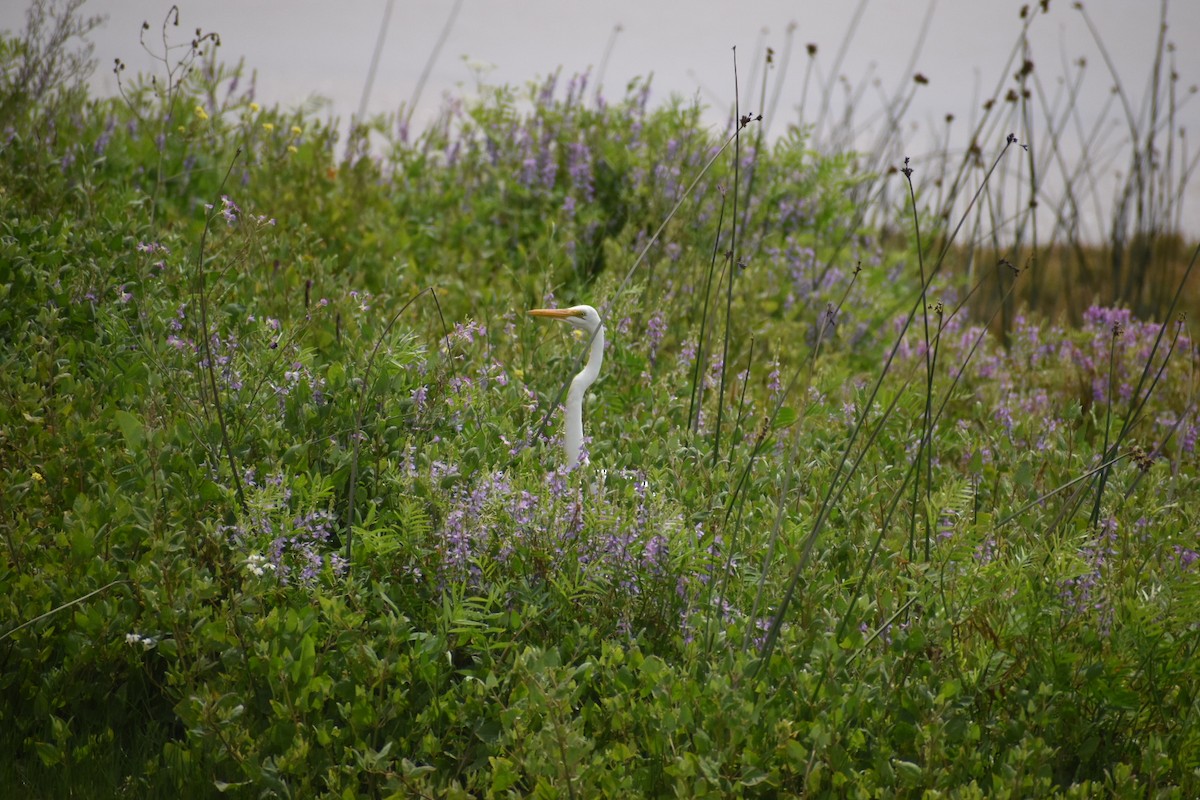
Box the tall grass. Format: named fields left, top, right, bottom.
left=778, top=1, right=1199, bottom=329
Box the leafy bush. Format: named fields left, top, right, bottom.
left=1, top=3, right=1198, bottom=798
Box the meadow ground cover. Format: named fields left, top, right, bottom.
left=1, top=2, right=1198, bottom=797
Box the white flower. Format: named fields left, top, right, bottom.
left=125, top=632, right=156, bottom=650
left=246, top=553, right=276, bottom=577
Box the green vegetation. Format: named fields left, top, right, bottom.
left=1, top=3, right=1197, bottom=797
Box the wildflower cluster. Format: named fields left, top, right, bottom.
left=893, top=306, right=1199, bottom=460
left=1066, top=306, right=1189, bottom=406
left=1059, top=517, right=1120, bottom=634
left=407, top=456, right=697, bottom=635
left=267, top=510, right=347, bottom=584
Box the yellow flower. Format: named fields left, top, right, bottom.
left=290, top=125, right=302, bottom=136
left=193, top=104, right=209, bottom=121
left=262, top=122, right=274, bottom=133
left=250, top=102, right=260, bottom=113
left=287, top=145, right=298, bottom=154
left=32, top=471, right=44, bottom=482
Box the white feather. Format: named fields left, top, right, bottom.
left=529, top=304, right=605, bottom=469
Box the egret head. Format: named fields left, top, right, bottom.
left=527, top=304, right=603, bottom=335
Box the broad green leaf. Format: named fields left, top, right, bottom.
left=113, top=409, right=144, bottom=450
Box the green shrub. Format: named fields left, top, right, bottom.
left=1, top=3, right=1197, bottom=797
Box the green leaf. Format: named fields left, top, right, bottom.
left=292, top=633, right=316, bottom=684
left=34, top=741, right=62, bottom=767
left=740, top=766, right=769, bottom=786
left=198, top=479, right=224, bottom=502
left=1014, top=460, right=1034, bottom=488
left=772, top=407, right=798, bottom=430
left=489, top=756, right=520, bottom=791
left=936, top=678, right=961, bottom=703
left=113, top=409, right=145, bottom=450
left=1078, top=734, right=1100, bottom=760
left=282, top=443, right=308, bottom=465
left=894, top=759, right=923, bottom=787
left=214, top=780, right=250, bottom=792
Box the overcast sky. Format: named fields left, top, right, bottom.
left=4, top=0, right=1198, bottom=239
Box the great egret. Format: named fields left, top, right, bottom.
left=528, top=305, right=605, bottom=470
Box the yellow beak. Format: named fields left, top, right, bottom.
left=528, top=308, right=582, bottom=319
